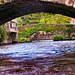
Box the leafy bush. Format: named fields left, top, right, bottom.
left=65, top=38, right=72, bottom=40
left=20, top=38, right=25, bottom=42
left=18, top=37, right=30, bottom=42
left=25, top=38, right=30, bottom=42
left=0, top=26, right=8, bottom=42
left=53, top=35, right=65, bottom=41
left=65, top=24, right=73, bottom=38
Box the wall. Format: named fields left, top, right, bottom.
left=70, top=18, right=75, bottom=24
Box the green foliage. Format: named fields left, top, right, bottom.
left=65, top=37, right=72, bottom=40
left=0, top=0, right=4, bottom=4
left=66, top=24, right=73, bottom=38
left=17, top=13, right=71, bottom=26
left=18, top=36, right=30, bottom=42
left=17, top=13, right=71, bottom=42
left=20, top=38, right=25, bottom=42
left=18, top=24, right=56, bottom=42
left=17, top=17, right=24, bottom=26
left=18, top=23, right=75, bottom=42
left=53, top=35, right=65, bottom=41
left=25, top=38, right=30, bottom=42
left=0, top=25, right=8, bottom=42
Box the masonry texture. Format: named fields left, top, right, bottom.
left=39, top=0, right=75, bottom=7
left=0, top=0, right=75, bottom=25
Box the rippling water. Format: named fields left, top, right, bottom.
left=0, top=40, right=75, bottom=61
left=0, top=40, right=75, bottom=75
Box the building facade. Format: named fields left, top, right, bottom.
left=5, top=19, right=17, bottom=32
left=70, top=18, right=75, bottom=24
left=0, top=19, right=18, bottom=44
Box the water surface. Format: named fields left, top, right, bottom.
left=0, top=40, right=75, bottom=75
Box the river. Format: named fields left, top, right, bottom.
left=0, top=40, right=75, bottom=75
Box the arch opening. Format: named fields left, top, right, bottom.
left=0, top=0, right=75, bottom=25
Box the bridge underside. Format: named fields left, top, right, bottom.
left=0, top=0, right=75, bottom=25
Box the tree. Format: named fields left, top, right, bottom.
left=66, top=25, right=73, bottom=38
left=17, top=17, right=23, bottom=26
left=17, top=13, right=71, bottom=26
left=0, top=25, right=8, bottom=42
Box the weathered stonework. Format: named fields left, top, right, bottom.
left=39, top=0, right=75, bottom=7
left=1, top=0, right=75, bottom=7
left=0, top=0, right=75, bottom=25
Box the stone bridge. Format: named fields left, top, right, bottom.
left=0, top=0, right=75, bottom=25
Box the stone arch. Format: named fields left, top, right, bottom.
left=0, top=0, right=75, bottom=25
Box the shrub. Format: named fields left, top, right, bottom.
left=25, top=38, right=30, bottom=42
left=18, top=37, right=30, bottom=42
left=0, top=26, right=8, bottom=42
left=65, top=37, right=72, bottom=40
left=53, top=35, right=65, bottom=41
left=21, top=38, right=26, bottom=42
